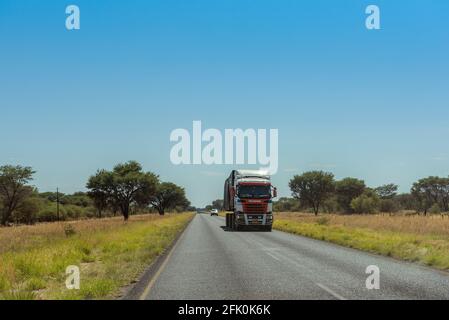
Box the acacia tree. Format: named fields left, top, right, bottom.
left=87, top=161, right=159, bottom=220
left=411, top=176, right=449, bottom=215
left=0, top=165, right=35, bottom=225
left=289, top=171, right=335, bottom=215
left=150, top=182, right=189, bottom=215
left=375, top=184, right=398, bottom=199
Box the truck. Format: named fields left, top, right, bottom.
left=224, top=170, right=277, bottom=231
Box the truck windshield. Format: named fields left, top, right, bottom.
left=238, top=185, right=271, bottom=198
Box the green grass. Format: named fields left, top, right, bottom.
left=274, top=217, right=449, bottom=270
left=0, top=213, right=193, bottom=300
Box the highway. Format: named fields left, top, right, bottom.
left=139, top=214, right=449, bottom=300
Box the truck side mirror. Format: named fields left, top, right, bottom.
left=273, top=187, right=277, bottom=198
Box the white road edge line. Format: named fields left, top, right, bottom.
left=266, top=251, right=281, bottom=261
left=315, top=283, right=347, bottom=300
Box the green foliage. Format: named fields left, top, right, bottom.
left=0, top=165, right=35, bottom=225
left=411, top=176, right=449, bottom=214
left=150, top=182, right=190, bottom=215
left=429, top=203, right=441, bottom=214
left=375, top=184, right=398, bottom=199
left=87, top=161, right=160, bottom=220
left=321, top=195, right=340, bottom=213
left=335, top=177, right=366, bottom=213
left=350, top=193, right=380, bottom=214
left=15, top=197, right=41, bottom=224
left=289, top=171, right=335, bottom=215
left=273, top=197, right=302, bottom=212
left=379, top=199, right=399, bottom=213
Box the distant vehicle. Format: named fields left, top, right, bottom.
left=224, top=169, right=277, bottom=231
left=210, top=209, right=219, bottom=216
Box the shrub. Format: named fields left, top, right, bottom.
left=351, top=194, right=379, bottom=214
left=14, top=197, right=41, bottom=224
left=37, top=202, right=66, bottom=222
left=64, top=205, right=84, bottom=219
left=316, top=217, right=330, bottom=225
left=429, top=203, right=441, bottom=214
left=379, top=199, right=399, bottom=213
left=64, top=224, right=76, bottom=237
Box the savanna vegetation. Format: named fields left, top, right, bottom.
left=0, top=161, right=193, bottom=226
left=271, top=171, right=449, bottom=270
left=0, top=213, right=194, bottom=300
left=277, top=171, right=449, bottom=216
left=0, top=161, right=195, bottom=300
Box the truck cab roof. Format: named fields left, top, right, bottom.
left=234, top=170, right=270, bottom=181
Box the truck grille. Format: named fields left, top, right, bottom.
left=243, top=203, right=267, bottom=213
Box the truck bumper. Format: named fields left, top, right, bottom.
left=236, top=213, right=273, bottom=226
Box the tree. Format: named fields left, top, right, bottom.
left=150, top=182, right=189, bottom=215
left=375, top=184, right=398, bottom=199
left=86, top=161, right=159, bottom=221
left=289, top=171, right=335, bottom=215
left=411, top=176, right=449, bottom=215
left=395, top=193, right=417, bottom=211
left=335, top=178, right=366, bottom=213
left=0, top=165, right=35, bottom=225
left=86, top=170, right=111, bottom=218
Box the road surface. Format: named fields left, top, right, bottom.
left=140, top=214, right=449, bottom=300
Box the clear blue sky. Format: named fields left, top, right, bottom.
left=1, top=1, right=449, bottom=207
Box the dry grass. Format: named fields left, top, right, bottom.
left=0, top=214, right=169, bottom=254
left=274, top=212, right=449, bottom=270
left=276, top=212, right=449, bottom=238
left=0, top=213, right=194, bottom=300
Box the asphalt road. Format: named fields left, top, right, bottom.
left=141, top=214, right=449, bottom=300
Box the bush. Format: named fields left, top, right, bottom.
left=64, top=205, right=84, bottom=220
left=14, top=197, right=41, bottom=224
left=37, top=202, right=66, bottom=222
left=351, top=194, right=379, bottom=214
left=379, top=199, right=399, bottom=213
left=429, top=203, right=441, bottom=214
left=63, top=224, right=76, bottom=237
